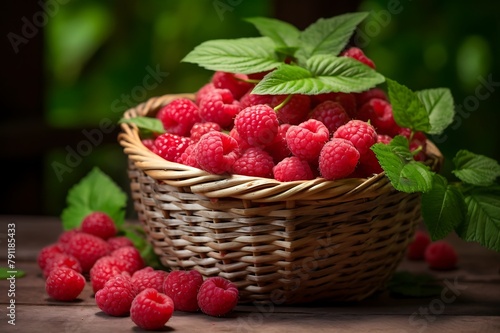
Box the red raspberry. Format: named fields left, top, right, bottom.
left=273, top=156, right=315, bottom=182
left=107, top=236, right=134, bottom=251
left=310, top=101, right=350, bottom=134
left=37, top=243, right=64, bottom=270
left=163, top=269, right=203, bottom=312
left=90, top=255, right=129, bottom=293
left=357, top=98, right=400, bottom=136
left=190, top=122, right=221, bottom=142
left=229, top=127, right=252, bottom=152
left=195, top=131, right=240, bottom=174
left=333, top=120, right=378, bottom=157
left=311, top=92, right=357, bottom=117
left=43, top=253, right=82, bottom=279
left=111, top=246, right=145, bottom=274
left=232, top=147, right=274, bottom=178
left=154, top=132, right=192, bottom=163
left=424, top=241, right=458, bottom=270
left=195, top=83, right=217, bottom=105
left=377, top=134, right=393, bottom=145
left=130, top=288, right=174, bottom=330
left=178, top=143, right=200, bottom=168
left=265, top=123, right=292, bottom=164
left=58, top=229, right=80, bottom=245
left=211, top=71, right=253, bottom=100
left=197, top=277, right=239, bottom=317
left=234, top=104, right=279, bottom=148
left=247, top=69, right=272, bottom=81
left=271, top=94, right=311, bottom=125
left=156, top=98, right=200, bottom=136
left=141, top=139, right=155, bottom=151
left=95, top=272, right=137, bottom=316
left=342, top=46, right=376, bottom=69
left=319, top=138, right=360, bottom=180
left=357, top=148, right=383, bottom=177
left=199, top=88, right=241, bottom=129
left=45, top=267, right=86, bottom=301
left=354, top=87, right=388, bottom=107
left=286, top=119, right=329, bottom=161
left=81, top=211, right=117, bottom=240
left=62, top=232, right=110, bottom=273
left=406, top=231, right=431, bottom=261
left=239, top=91, right=273, bottom=109
left=131, top=267, right=169, bottom=293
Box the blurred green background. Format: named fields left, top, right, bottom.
left=2, top=0, right=499, bottom=217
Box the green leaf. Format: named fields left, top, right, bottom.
left=245, top=17, right=300, bottom=48
left=457, top=186, right=500, bottom=251
left=181, top=37, right=282, bottom=74
left=388, top=271, right=442, bottom=298
left=452, top=150, right=500, bottom=187
left=61, top=167, right=127, bottom=230
left=298, top=12, right=369, bottom=58
left=416, top=88, right=455, bottom=135
left=387, top=78, right=431, bottom=132
left=421, top=174, right=467, bottom=241
left=0, top=268, right=26, bottom=279
left=119, top=117, right=165, bottom=136
left=371, top=136, right=434, bottom=193
left=252, top=55, right=385, bottom=95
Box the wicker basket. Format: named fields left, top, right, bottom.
left=118, top=93, right=442, bottom=304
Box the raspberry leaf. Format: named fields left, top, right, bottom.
left=421, top=174, right=466, bottom=241
left=452, top=150, right=500, bottom=187
left=416, top=88, right=455, bottom=135
left=244, top=17, right=300, bottom=48
left=181, top=37, right=282, bottom=74
left=119, top=117, right=165, bottom=137
left=61, top=167, right=127, bottom=230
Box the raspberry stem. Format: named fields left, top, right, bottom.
left=273, top=94, right=293, bottom=111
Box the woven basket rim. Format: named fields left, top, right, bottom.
left=118, top=93, right=443, bottom=202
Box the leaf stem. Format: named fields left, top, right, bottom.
left=273, top=94, right=293, bottom=111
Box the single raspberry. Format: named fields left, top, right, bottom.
left=229, top=127, right=252, bottom=153
left=107, top=236, right=134, bottom=251
left=199, top=88, right=241, bottom=129
left=357, top=98, right=400, bottom=136
left=62, top=232, right=110, bottom=273
left=197, top=277, right=239, bottom=317
left=190, top=122, right=221, bottom=142
left=333, top=120, right=378, bottom=157
left=95, top=272, right=137, bottom=317
left=141, top=139, right=155, bottom=151
left=232, top=147, right=274, bottom=178
left=424, top=241, right=458, bottom=270
left=195, top=83, right=217, bottom=105
left=156, top=98, right=200, bottom=136
left=131, top=267, right=169, bottom=293
left=211, top=71, right=253, bottom=100
left=163, top=269, right=203, bottom=312
left=311, top=92, right=357, bottom=117
left=407, top=231, right=432, bottom=261
left=90, top=255, right=130, bottom=293
left=354, top=87, right=388, bottom=107
left=178, top=143, right=200, bottom=168
left=43, top=253, right=82, bottom=279
left=342, top=46, right=376, bottom=69
left=130, top=288, right=175, bottom=330
left=377, top=134, right=393, bottom=145
left=81, top=211, right=117, bottom=240
left=273, top=156, right=315, bottom=182
left=239, top=91, right=273, bottom=109
left=264, top=123, right=292, bottom=164
left=37, top=243, right=64, bottom=270
left=154, top=132, right=193, bottom=163
left=286, top=119, right=329, bottom=161
left=111, top=246, right=145, bottom=274
left=310, top=101, right=350, bottom=134
left=195, top=131, right=240, bottom=175
left=234, top=104, right=279, bottom=148
left=319, top=138, right=360, bottom=180
left=271, top=94, right=311, bottom=125
left=45, top=267, right=86, bottom=301
left=58, top=229, right=80, bottom=245
left=357, top=148, right=383, bottom=177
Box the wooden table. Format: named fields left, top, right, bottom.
left=1, top=215, right=499, bottom=332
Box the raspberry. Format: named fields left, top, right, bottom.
left=45, top=267, right=86, bottom=301
left=178, top=143, right=200, bottom=168
left=156, top=98, right=200, bottom=136
left=195, top=131, right=240, bottom=174
left=311, top=92, right=357, bottom=117
left=342, top=46, right=376, bottom=69
left=358, top=148, right=383, bottom=176
left=163, top=269, right=203, bottom=312
left=211, top=71, right=253, bottom=100
left=195, top=83, right=217, bottom=105
left=141, top=139, right=155, bottom=151
left=271, top=94, right=311, bottom=125
left=90, top=255, right=129, bottom=293
left=424, top=241, right=458, bottom=270
left=234, top=104, right=279, bottom=148
left=377, top=134, right=393, bottom=145
left=107, top=236, right=134, bottom=251
left=357, top=98, right=400, bottom=136
left=154, top=132, right=192, bottom=163
left=190, top=122, right=221, bottom=142
left=130, top=288, right=175, bottom=330
left=43, top=253, right=82, bottom=279
left=199, top=88, right=241, bottom=129
left=310, top=101, right=350, bottom=134
left=286, top=119, right=329, bottom=161
left=232, top=147, right=274, bottom=178
left=239, top=91, right=273, bottom=109
left=319, top=138, right=360, bottom=180
left=264, top=123, right=292, bottom=164
left=62, top=232, right=110, bottom=273
left=111, top=246, right=145, bottom=274
left=406, top=231, right=431, bottom=261
left=131, top=267, right=169, bottom=293
left=81, top=211, right=117, bottom=240
left=273, top=156, right=314, bottom=182
left=197, top=277, right=239, bottom=317
left=95, top=272, right=137, bottom=316
left=229, top=127, right=252, bottom=152
left=333, top=120, right=378, bottom=157
left=37, top=243, right=64, bottom=270
left=58, top=229, right=80, bottom=245
left=354, top=87, right=388, bottom=107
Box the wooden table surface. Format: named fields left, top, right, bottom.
left=0, top=215, right=499, bottom=332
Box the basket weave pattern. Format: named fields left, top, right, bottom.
left=119, top=94, right=442, bottom=304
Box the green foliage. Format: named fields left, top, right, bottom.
left=452, top=150, right=500, bottom=186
